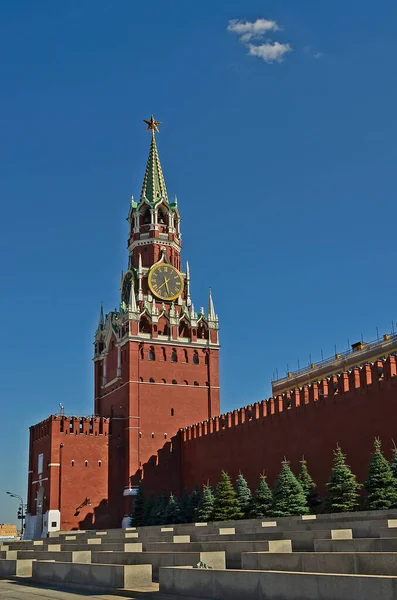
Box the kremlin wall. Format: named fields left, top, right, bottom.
left=25, top=118, right=397, bottom=537
left=141, top=355, right=397, bottom=501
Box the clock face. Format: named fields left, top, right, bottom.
left=148, top=264, right=183, bottom=301
left=121, top=270, right=134, bottom=305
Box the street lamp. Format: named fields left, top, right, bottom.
left=74, top=497, right=91, bottom=517
left=6, top=492, right=26, bottom=537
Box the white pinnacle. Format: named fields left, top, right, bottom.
left=190, top=302, right=196, bottom=319
left=128, top=285, right=137, bottom=312
left=138, top=253, right=143, bottom=301
left=186, top=261, right=191, bottom=306
left=208, top=289, right=216, bottom=321
left=98, top=304, right=104, bottom=327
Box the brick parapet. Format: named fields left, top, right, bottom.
left=180, top=355, right=397, bottom=442
left=30, top=415, right=109, bottom=440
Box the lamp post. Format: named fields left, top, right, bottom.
left=6, top=492, right=25, bottom=537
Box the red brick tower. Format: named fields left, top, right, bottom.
left=93, top=116, right=220, bottom=526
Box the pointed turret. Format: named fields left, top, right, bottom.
left=208, top=289, right=216, bottom=321
left=98, top=304, right=104, bottom=328
left=138, top=253, right=143, bottom=301
left=128, top=284, right=137, bottom=312
left=190, top=303, right=196, bottom=319
left=141, top=116, right=168, bottom=204
left=186, top=261, right=191, bottom=307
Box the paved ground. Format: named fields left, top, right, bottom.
left=0, top=579, right=159, bottom=599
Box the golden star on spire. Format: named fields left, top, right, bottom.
left=143, top=115, right=162, bottom=133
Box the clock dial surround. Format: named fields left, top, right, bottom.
left=148, top=264, right=184, bottom=301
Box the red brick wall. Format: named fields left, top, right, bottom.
left=28, top=421, right=52, bottom=517
left=95, top=338, right=220, bottom=492
left=28, top=417, right=111, bottom=530
left=142, top=357, right=397, bottom=499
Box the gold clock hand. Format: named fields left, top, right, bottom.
left=165, top=278, right=170, bottom=295
left=157, top=280, right=167, bottom=291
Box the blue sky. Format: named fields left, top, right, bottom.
left=1, top=0, right=397, bottom=524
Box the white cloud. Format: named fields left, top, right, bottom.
left=227, top=17, right=292, bottom=65
left=248, top=42, right=292, bottom=64
left=227, top=18, right=279, bottom=42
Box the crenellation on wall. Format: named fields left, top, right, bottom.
left=349, top=367, right=360, bottom=390
left=139, top=354, right=397, bottom=500
left=30, top=416, right=110, bottom=442
left=174, top=356, right=397, bottom=447
left=385, top=354, right=397, bottom=377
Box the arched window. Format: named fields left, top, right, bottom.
left=142, top=207, right=151, bottom=225
left=158, top=207, right=167, bottom=225
left=151, top=432, right=155, bottom=439
left=139, top=347, right=144, bottom=360
left=158, top=318, right=169, bottom=336
left=183, top=349, right=188, bottom=363
left=161, top=347, right=167, bottom=361
left=184, top=380, right=188, bottom=385
left=172, top=379, right=177, bottom=385
left=149, top=378, right=155, bottom=383
left=171, top=408, right=174, bottom=416
left=139, top=376, right=143, bottom=382
left=71, top=460, right=75, bottom=467
left=164, top=433, right=167, bottom=439
left=161, top=378, right=166, bottom=383
left=179, top=320, right=190, bottom=338
left=193, top=351, right=199, bottom=365
left=198, top=322, right=209, bottom=340
left=194, top=381, right=199, bottom=386
left=204, top=353, right=209, bottom=365
left=85, top=460, right=88, bottom=467
left=98, top=461, right=102, bottom=467
left=148, top=347, right=155, bottom=361
left=139, top=316, right=151, bottom=334
left=171, top=349, right=177, bottom=363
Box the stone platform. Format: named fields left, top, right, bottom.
left=2, top=509, right=397, bottom=598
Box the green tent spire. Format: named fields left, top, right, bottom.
left=141, top=116, right=168, bottom=204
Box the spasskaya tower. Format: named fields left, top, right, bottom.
left=93, top=116, right=220, bottom=526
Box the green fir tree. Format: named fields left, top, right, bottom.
left=390, top=442, right=397, bottom=481
left=195, top=484, right=215, bottom=522
left=130, top=484, right=146, bottom=527
left=179, top=490, right=191, bottom=524
left=297, top=457, right=321, bottom=510
left=164, top=494, right=182, bottom=524
left=148, top=492, right=168, bottom=525
left=235, top=472, right=252, bottom=518
left=143, top=498, right=155, bottom=527
left=364, top=438, right=397, bottom=510
left=272, top=459, right=309, bottom=517
left=324, top=446, right=361, bottom=513
left=249, top=472, right=273, bottom=518
left=213, top=471, right=243, bottom=521
left=188, top=486, right=201, bottom=523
